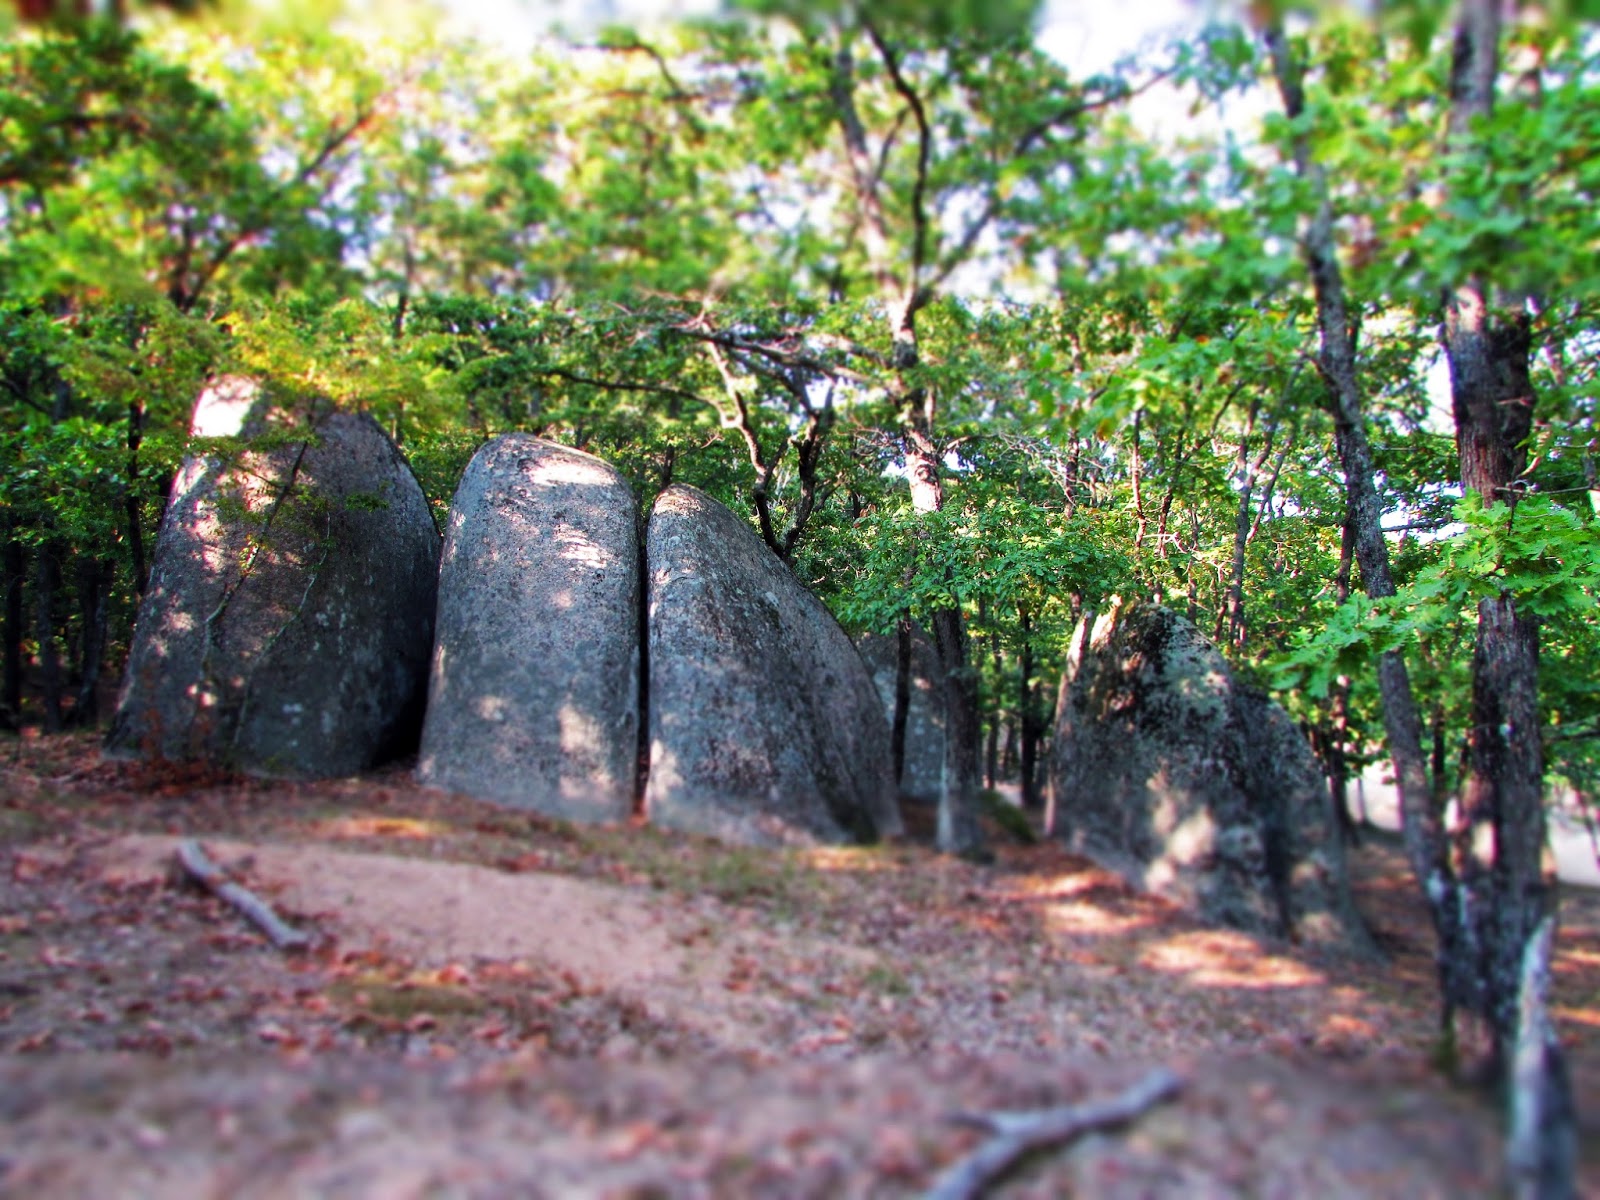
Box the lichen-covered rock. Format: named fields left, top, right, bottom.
left=1049, top=601, right=1371, bottom=953
left=857, top=626, right=945, bottom=804
left=417, top=436, right=640, bottom=823
left=645, top=485, right=900, bottom=846
left=107, top=378, right=440, bottom=777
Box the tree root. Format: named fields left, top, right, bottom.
left=174, top=839, right=314, bottom=952
left=925, top=1066, right=1184, bottom=1200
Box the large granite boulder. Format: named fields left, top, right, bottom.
left=1049, top=601, right=1371, bottom=953
left=107, top=378, right=440, bottom=777
left=644, top=485, right=900, bottom=846
left=857, top=625, right=945, bottom=804
left=417, top=436, right=641, bottom=823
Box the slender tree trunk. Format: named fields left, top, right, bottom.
left=891, top=615, right=912, bottom=791
left=1327, top=520, right=1360, bottom=845
left=71, top=556, right=107, bottom=726
left=830, top=27, right=984, bottom=859
left=125, top=398, right=149, bottom=596
left=34, top=542, right=63, bottom=733
left=1018, top=606, right=1042, bottom=811
left=1, top=529, right=21, bottom=728
left=984, top=620, right=1001, bottom=790
left=1266, top=17, right=1460, bottom=1004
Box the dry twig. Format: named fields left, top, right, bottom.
left=174, top=839, right=313, bottom=952
left=925, top=1067, right=1184, bottom=1200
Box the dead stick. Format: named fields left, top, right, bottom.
left=925, top=1067, right=1184, bottom=1200
left=175, top=839, right=313, bottom=952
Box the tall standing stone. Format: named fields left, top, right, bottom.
left=417, top=436, right=641, bottom=822
left=1049, top=600, right=1372, bottom=954
left=645, top=485, right=900, bottom=846
left=857, top=626, right=945, bottom=804
left=107, top=378, right=441, bottom=777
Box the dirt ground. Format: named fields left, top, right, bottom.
left=1, top=731, right=1597, bottom=1197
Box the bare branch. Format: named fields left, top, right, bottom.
left=926, top=1069, right=1184, bottom=1200
left=175, top=839, right=313, bottom=953
left=862, top=19, right=932, bottom=304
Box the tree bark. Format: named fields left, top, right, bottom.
left=34, top=542, right=63, bottom=733
left=125, top=398, right=149, bottom=596
left=891, top=615, right=912, bottom=791
left=1018, top=606, right=1042, bottom=811
left=1265, top=17, right=1453, bottom=994
left=984, top=621, right=1001, bottom=790
left=1, top=528, right=21, bottom=728
left=1440, top=0, right=1561, bottom=1084
left=71, top=556, right=108, bottom=726
left=830, top=27, right=985, bottom=858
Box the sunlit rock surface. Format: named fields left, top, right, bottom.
left=857, top=625, right=945, bottom=805
left=1049, top=601, right=1370, bottom=953
left=645, top=485, right=900, bottom=846
left=107, top=377, right=440, bottom=777
left=417, top=435, right=640, bottom=822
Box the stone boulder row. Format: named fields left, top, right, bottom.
left=856, top=625, right=945, bottom=804
left=417, top=436, right=641, bottom=823
left=107, top=378, right=441, bottom=777
left=1049, top=601, right=1372, bottom=954
left=644, top=485, right=901, bottom=846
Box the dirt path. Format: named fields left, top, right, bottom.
left=1, top=734, right=1597, bottom=1196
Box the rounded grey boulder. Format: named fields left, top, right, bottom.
left=107, top=378, right=441, bottom=777
left=1049, top=600, right=1372, bottom=954
left=644, top=485, right=900, bottom=846
left=417, top=435, right=641, bottom=822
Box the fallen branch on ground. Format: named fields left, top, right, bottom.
left=925, top=1067, right=1184, bottom=1200
left=174, top=839, right=313, bottom=952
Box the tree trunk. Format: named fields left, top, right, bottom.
left=1, top=530, right=21, bottom=728
left=1266, top=16, right=1461, bottom=1006
left=984, top=623, right=1002, bottom=790
left=829, top=26, right=983, bottom=859
left=891, top=615, right=912, bottom=791
left=1441, top=0, right=1561, bottom=1080
left=126, top=398, right=149, bottom=596
left=71, top=556, right=108, bottom=726
left=1018, top=606, right=1042, bottom=811
left=34, top=542, right=63, bottom=733
left=908, top=429, right=986, bottom=857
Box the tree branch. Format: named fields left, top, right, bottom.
left=926, top=1068, right=1184, bottom=1200
left=862, top=18, right=932, bottom=305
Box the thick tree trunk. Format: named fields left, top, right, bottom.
left=1441, top=0, right=1559, bottom=1069
left=34, top=542, right=63, bottom=733
left=908, top=429, right=986, bottom=858
left=1441, top=17, right=1573, bottom=1192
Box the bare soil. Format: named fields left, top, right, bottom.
left=2, top=731, right=1598, bottom=1198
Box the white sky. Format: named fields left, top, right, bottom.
left=432, top=0, right=1209, bottom=74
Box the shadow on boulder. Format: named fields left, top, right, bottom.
left=106, top=378, right=441, bottom=778
left=645, top=485, right=900, bottom=847
left=1049, top=600, right=1375, bottom=956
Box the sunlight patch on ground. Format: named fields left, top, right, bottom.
left=312, top=815, right=450, bottom=840
left=1042, top=901, right=1159, bottom=938
left=802, top=846, right=895, bottom=873
left=1138, top=930, right=1326, bottom=990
